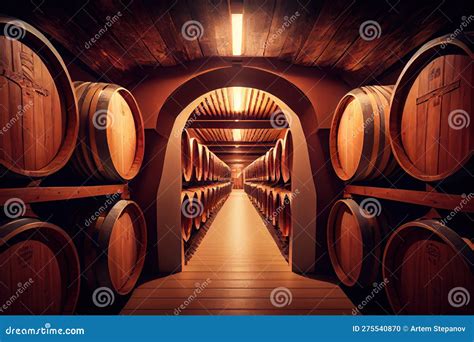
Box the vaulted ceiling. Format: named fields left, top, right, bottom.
left=1, top=0, right=469, bottom=85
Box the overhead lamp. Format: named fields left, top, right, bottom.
left=232, top=13, right=243, bottom=56
left=232, top=129, right=242, bottom=141
left=232, top=87, right=244, bottom=113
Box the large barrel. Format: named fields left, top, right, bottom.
left=181, top=130, right=193, bottom=182
left=383, top=219, right=473, bottom=314
left=327, top=199, right=386, bottom=287
left=84, top=200, right=147, bottom=296
left=330, top=85, right=396, bottom=181
left=0, top=18, right=79, bottom=178
left=281, top=130, right=293, bottom=183
left=273, top=139, right=283, bottom=182
left=0, top=218, right=80, bottom=314
left=278, top=191, right=292, bottom=237
left=201, top=145, right=210, bottom=181
left=181, top=191, right=193, bottom=241
left=72, top=82, right=145, bottom=182
left=389, top=35, right=473, bottom=182
left=189, top=138, right=202, bottom=182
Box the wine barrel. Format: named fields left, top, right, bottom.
left=389, top=35, right=473, bottom=182
left=208, top=152, right=215, bottom=181
left=0, top=18, right=79, bottom=178
left=271, top=190, right=281, bottom=226
left=266, top=189, right=274, bottom=221
left=281, top=130, right=293, bottom=183
left=383, top=219, right=473, bottom=314
left=327, top=199, right=386, bottom=287
left=267, top=148, right=275, bottom=182
left=181, top=130, right=193, bottom=182
left=273, top=139, right=283, bottom=182
left=329, top=85, right=396, bottom=181
left=278, top=191, right=292, bottom=237
left=189, top=138, right=202, bottom=182
left=0, top=218, right=80, bottom=314
left=181, top=191, right=193, bottom=241
left=72, top=81, right=145, bottom=182
left=200, top=187, right=208, bottom=223
left=192, top=189, right=204, bottom=230
left=201, top=145, right=210, bottom=181
left=84, top=200, right=147, bottom=296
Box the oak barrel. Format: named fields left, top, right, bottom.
left=181, top=130, right=193, bottom=182
left=0, top=218, right=80, bottom=314
left=278, top=191, right=292, bottom=237
left=189, top=138, right=202, bottom=182
left=281, top=130, right=293, bottom=183
left=181, top=191, right=193, bottom=241
left=273, top=139, right=283, bottom=182
left=330, top=85, right=396, bottom=181
left=383, top=219, right=473, bottom=314
left=389, top=35, right=473, bottom=182
left=84, top=200, right=147, bottom=296
left=72, top=82, right=145, bottom=182
left=327, top=199, right=386, bottom=287
left=0, top=18, right=79, bottom=178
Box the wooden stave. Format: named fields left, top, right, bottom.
left=281, top=130, right=293, bottom=183
left=273, top=139, right=283, bottom=183
left=329, top=85, right=395, bottom=181
left=326, top=199, right=384, bottom=287
left=382, top=219, right=474, bottom=314
left=72, top=82, right=145, bottom=182
left=0, top=17, right=79, bottom=179
left=84, top=200, right=147, bottom=296
left=389, top=35, right=473, bottom=182
left=0, top=218, right=81, bottom=314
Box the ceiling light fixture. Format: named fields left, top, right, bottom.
left=232, top=87, right=243, bottom=113
left=232, top=13, right=243, bottom=56
left=232, top=129, right=242, bottom=141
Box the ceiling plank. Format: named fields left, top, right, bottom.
left=189, top=120, right=281, bottom=129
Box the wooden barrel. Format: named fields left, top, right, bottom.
left=72, top=81, right=145, bottom=182
left=327, top=199, right=386, bottom=287
left=266, top=189, right=274, bottom=220
left=270, top=190, right=281, bottom=226
left=281, top=130, right=293, bottom=183
left=389, top=35, right=473, bottom=182
left=192, top=189, right=204, bottom=230
left=278, top=191, right=292, bottom=237
left=181, top=191, right=193, bottom=241
left=0, top=218, right=80, bottom=314
left=199, top=187, right=208, bottom=223
left=267, top=148, right=275, bottom=182
left=181, top=130, right=193, bottom=182
left=273, top=139, right=283, bottom=182
left=383, top=219, right=473, bottom=314
left=84, top=200, right=147, bottom=296
left=0, top=18, right=79, bottom=178
left=208, top=152, right=215, bottom=181
left=189, top=138, right=202, bottom=182
left=201, top=145, right=210, bottom=181
left=330, top=85, right=396, bottom=181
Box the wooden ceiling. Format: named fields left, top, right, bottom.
left=2, top=0, right=468, bottom=84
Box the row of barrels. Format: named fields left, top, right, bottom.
left=0, top=200, right=147, bottom=314
left=0, top=18, right=145, bottom=183
left=330, top=34, right=472, bottom=183
left=326, top=198, right=473, bottom=314
left=181, top=183, right=232, bottom=241
left=243, top=183, right=292, bottom=238
left=244, top=130, right=292, bottom=184
left=182, top=130, right=231, bottom=183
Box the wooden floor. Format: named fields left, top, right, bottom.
left=122, top=190, right=354, bottom=315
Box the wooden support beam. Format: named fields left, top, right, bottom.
left=209, top=147, right=269, bottom=154
left=189, top=120, right=280, bottom=129
left=345, top=185, right=474, bottom=212
left=206, top=141, right=275, bottom=147
left=0, top=184, right=128, bottom=205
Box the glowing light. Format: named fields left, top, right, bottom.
left=232, top=13, right=243, bottom=56
left=233, top=129, right=242, bottom=141
left=232, top=87, right=244, bottom=113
